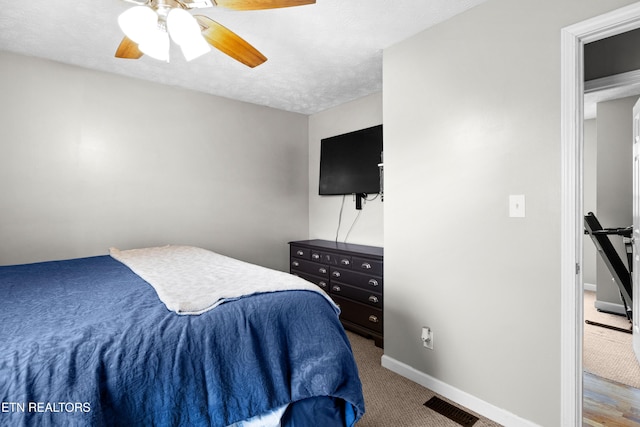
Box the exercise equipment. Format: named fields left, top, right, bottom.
left=584, top=212, right=633, bottom=334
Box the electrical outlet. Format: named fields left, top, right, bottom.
left=421, top=327, right=433, bottom=350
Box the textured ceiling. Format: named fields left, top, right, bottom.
left=0, top=0, right=485, bottom=115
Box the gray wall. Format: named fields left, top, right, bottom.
left=383, top=0, right=636, bottom=425
left=584, top=119, right=597, bottom=286
left=0, top=51, right=309, bottom=271
left=595, top=96, right=638, bottom=312
left=308, top=93, right=383, bottom=246
left=585, top=28, right=640, bottom=80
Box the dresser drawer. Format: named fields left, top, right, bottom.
left=330, top=267, right=383, bottom=290
left=290, top=258, right=329, bottom=277
left=353, top=257, right=383, bottom=276
left=310, top=251, right=323, bottom=262
left=332, top=295, right=383, bottom=333
left=291, top=271, right=330, bottom=292
left=311, top=251, right=352, bottom=267
left=327, top=253, right=353, bottom=267
left=330, top=282, right=382, bottom=308
left=290, top=246, right=311, bottom=260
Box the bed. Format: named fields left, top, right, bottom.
left=0, top=245, right=365, bottom=426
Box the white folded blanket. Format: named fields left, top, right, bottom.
left=109, top=245, right=334, bottom=315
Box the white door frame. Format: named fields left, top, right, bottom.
left=633, top=100, right=640, bottom=359
left=561, top=3, right=640, bottom=425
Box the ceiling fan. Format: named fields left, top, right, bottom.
left=115, top=0, right=315, bottom=67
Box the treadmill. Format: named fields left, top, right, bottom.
left=584, top=212, right=633, bottom=334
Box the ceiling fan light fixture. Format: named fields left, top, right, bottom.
left=138, top=28, right=170, bottom=62
left=115, top=0, right=304, bottom=66
left=118, top=6, right=158, bottom=44
left=118, top=5, right=171, bottom=62
left=178, top=38, right=211, bottom=62
left=167, top=8, right=211, bottom=61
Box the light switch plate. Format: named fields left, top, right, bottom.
left=509, top=195, right=525, bottom=218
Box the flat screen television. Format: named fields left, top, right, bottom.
left=319, top=125, right=383, bottom=209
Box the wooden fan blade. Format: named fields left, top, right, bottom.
left=115, top=36, right=143, bottom=59
left=212, top=0, right=314, bottom=10
left=194, top=15, right=267, bottom=68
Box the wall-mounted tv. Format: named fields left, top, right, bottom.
left=319, top=124, right=383, bottom=209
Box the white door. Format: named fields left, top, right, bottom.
left=632, top=99, right=640, bottom=361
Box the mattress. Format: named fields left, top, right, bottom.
left=0, top=254, right=365, bottom=426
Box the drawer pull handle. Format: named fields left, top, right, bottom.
left=319, top=268, right=327, bottom=274
left=318, top=281, right=327, bottom=288
left=368, top=315, right=379, bottom=323
left=368, top=279, right=379, bottom=287
left=296, top=250, right=304, bottom=256
left=332, top=271, right=341, bottom=278
left=332, top=285, right=341, bottom=292
left=341, top=259, right=350, bottom=265
left=361, top=262, right=372, bottom=270
left=312, top=253, right=320, bottom=260
left=368, top=295, right=379, bottom=303
left=292, top=261, right=299, bottom=267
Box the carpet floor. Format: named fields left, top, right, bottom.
left=346, top=331, right=502, bottom=427
left=583, top=291, right=640, bottom=388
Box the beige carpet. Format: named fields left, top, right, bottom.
left=583, top=290, right=640, bottom=388
left=346, top=331, right=502, bottom=426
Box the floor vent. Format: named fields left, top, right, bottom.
left=423, top=396, right=479, bottom=427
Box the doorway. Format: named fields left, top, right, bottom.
left=561, top=3, right=640, bottom=425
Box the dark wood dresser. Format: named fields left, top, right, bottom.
left=289, top=239, right=384, bottom=347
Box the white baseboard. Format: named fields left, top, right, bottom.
left=380, top=355, right=541, bottom=427
left=583, top=282, right=596, bottom=292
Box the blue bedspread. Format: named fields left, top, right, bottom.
left=0, top=256, right=364, bottom=426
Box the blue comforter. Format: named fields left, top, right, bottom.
left=0, top=256, right=364, bottom=426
